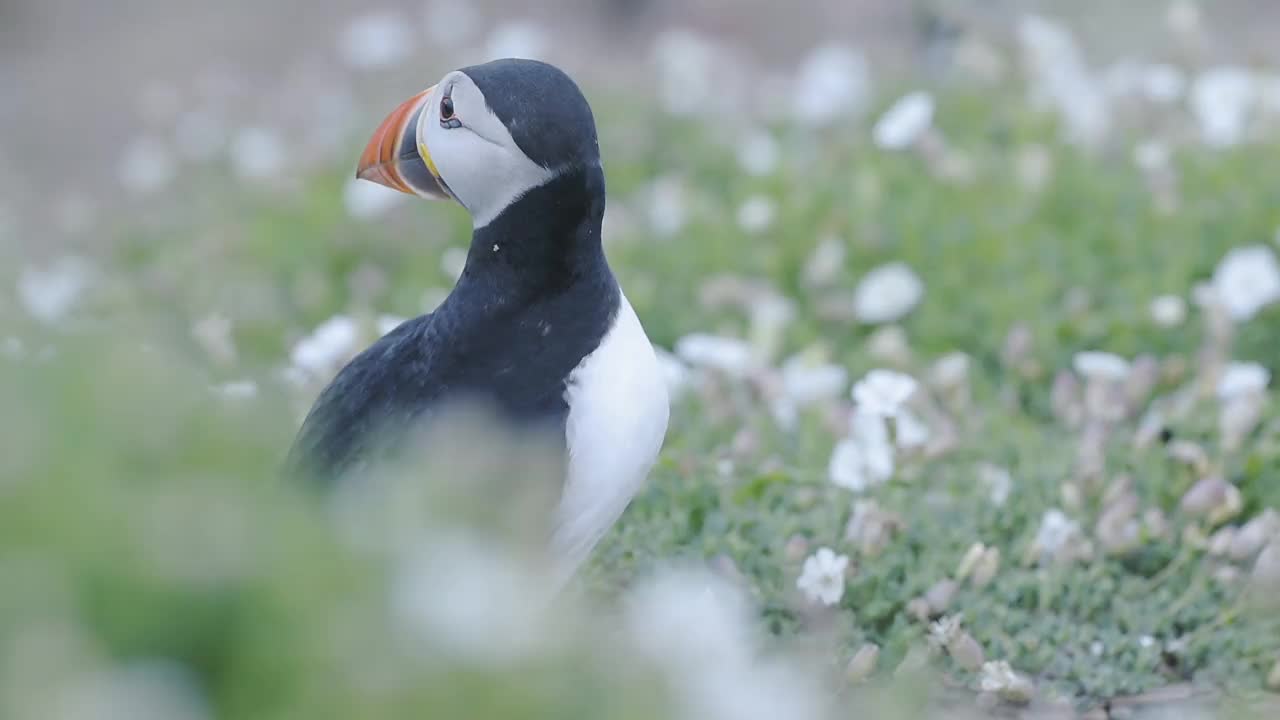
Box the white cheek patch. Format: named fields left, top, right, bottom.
left=421, top=73, right=556, bottom=229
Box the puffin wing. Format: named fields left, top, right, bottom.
left=283, top=315, right=442, bottom=484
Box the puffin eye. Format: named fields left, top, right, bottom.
left=439, top=94, right=461, bottom=129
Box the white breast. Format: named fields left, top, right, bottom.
left=552, top=293, right=670, bottom=583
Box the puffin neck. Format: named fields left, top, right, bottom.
left=456, top=165, right=609, bottom=302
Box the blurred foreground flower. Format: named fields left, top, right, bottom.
left=674, top=333, right=758, bottom=379
left=1149, top=294, right=1187, bottom=327
left=18, top=255, right=92, bottom=325
left=1192, top=67, right=1256, bottom=148
left=794, top=45, right=871, bottom=127
left=1211, top=244, right=1280, bottom=322
left=653, top=346, right=693, bottom=400
left=290, top=315, right=360, bottom=380
left=392, top=533, right=547, bottom=663
left=1017, top=14, right=1109, bottom=145
left=1072, top=351, right=1130, bottom=381
left=852, top=262, right=923, bottom=324
left=829, top=410, right=895, bottom=492
left=852, top=369, right=918, bottom=418
left=872, top=91, right=934, bottom=150
left=780, top=354, right=847, bottom=406
left=1217, top=362, right=1270, bottom=400
left=796, top=547, right=849, bottom=606
left=735, top=195, right=776, bottom=234
left=629, top=567, right=831, bottom=720
left=344, top=177, right=406, bottom=220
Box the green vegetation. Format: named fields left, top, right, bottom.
left=3, top=80, right=1280, bottom=719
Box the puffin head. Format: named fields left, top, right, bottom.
left=357, top=59, right=602, bottom=229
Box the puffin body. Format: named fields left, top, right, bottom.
left=285, top=59, right=669, bottom=579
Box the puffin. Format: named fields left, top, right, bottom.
left=284, top=58, right=670, bottom=582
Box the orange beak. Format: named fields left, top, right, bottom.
left=356, top=85, right=452, bottom=199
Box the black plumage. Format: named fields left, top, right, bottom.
left=285, top=61, right=618, bottom=484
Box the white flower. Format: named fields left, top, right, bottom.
left=484, top=21, right=547, bottom=61
left=1191, top=67, right=1256, bottom=148
left=652, top=30, right=716, bottom=117
left=780, top=355, right=848, bottom=406
left=852, top=369, right=919, bottom=418
left=929, top=615, right=962, bottom=647
left=735, top=195, right=776, bottom=234
left=737, top=130, right=780, bottom=176
left=1017, top=15, right=1110, bottom=145
left=626, top=565, right=755, bottom=669
left=628, top=566, right=832, bottom=720
left=1218, top=362, right=1270, bottom=400
left=894, top=409, right=930, bottom=450
left=377, top=314, right=407, bottom=335
left=1141, top=63, right=1186, bottom=103
left=931, top=351, right=971, bottom=389
left=794, top=45, right=871, bottom=127
left=674, top=333, right=758, bottom=378
left=853, top=262, right=924, bottom=323
left=980, top=660, right=1034, bottom=703
left=1149, top=294, right=1187, bottom=327
left=118, top=136, right=176, bottom=195
left=1072, top=351, right=1130, bottom=381
left=1212, top=244, right=1280, bottom=321
left=873, top=91, right=935, bottom=150
left=829, top=410, right=894, bottom=492
left=230, top=127, right=285, bottom=181
left=748, top=292, right=795, bottom=361
left=392, top=534, right=544, bottom=663
left=796, top=547, right=849, bottom=606
left=978, top=463, right=1013, bottom=507
left=654, top=346, right=693, bottom=399
left=339, top=11, right=414, bottom=70
left=646, top=175, right=688, bottom=238
left=290, top=314, right=360, bottom=378
left=17, top=255, right=92, bottom=324
left=829, top=439, right=872, bottom=492
left=1033, top=509, right=1081, bottom=562
left=344, top=177, right=405, bottom=220
left=1133, top=139, right=1170, bottom=173
left=803, top=235, right=846, bottom=287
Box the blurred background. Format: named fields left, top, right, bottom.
left=4, top=1, right=1280, bottom=719
left=3, top=0, right=1280, bottom=247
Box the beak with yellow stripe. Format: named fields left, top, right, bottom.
left=356, top=85, right=454, bottom=201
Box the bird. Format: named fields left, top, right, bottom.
left=284, top=58, right=670, bottom=583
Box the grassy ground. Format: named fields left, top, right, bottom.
left=4, top=61, right=1280, bottom=719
